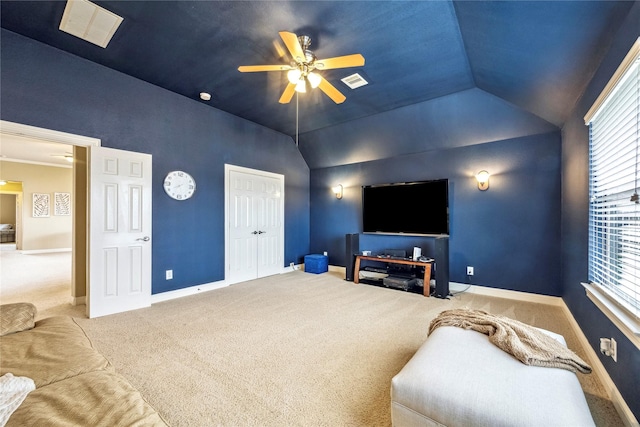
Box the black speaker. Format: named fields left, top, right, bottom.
left=345, top=233, right=360, bottom=281
left=434, top=236, right=450, bottom=298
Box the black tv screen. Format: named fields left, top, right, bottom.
left=362, top=179, right=449, bottom=235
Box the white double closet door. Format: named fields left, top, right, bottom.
left=226, top=165, right=284, bottom=284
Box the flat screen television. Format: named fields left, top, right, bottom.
left=362, top=179, right=449, bottom=235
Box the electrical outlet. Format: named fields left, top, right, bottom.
left=290, top=262, right=295, bottom=269
left=165, top=270, right=173, bottom=280
left=600, top=337, right=618, bottom=362
left=467, top=266, right=474, bottom=276
left=323, top=251, right=328, bottom=256
left=610, top=338, right=617, bottom=362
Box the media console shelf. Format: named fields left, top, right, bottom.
left=353, top=255, right=433, bottom=297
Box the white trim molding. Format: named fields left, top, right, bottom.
left=71, top=296, right=86, bottom=306
left=584, top=37, right=640, bottom=124
left=151, top=280, right=229, bottom=304
left=582, top=282, right=640, bottom=351
left=452, top=282, right=564, bottom=306
left=562, top=299, right=639, bottom=427
left=21, top=248, right=72, bottom=255
left=0, top=120, right=101, bottom=147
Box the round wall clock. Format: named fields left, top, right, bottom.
left=163, top=170, right=196, bottom=200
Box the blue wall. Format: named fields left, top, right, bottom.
left=304, top=84, right=564, bottom=295
left=561, top=2, right=640, bottom=419
left=1, top=29, right=311, bottom=293
left=310, top=126, right=562, bottom=295
left=300, top=87, right=558, bottom=169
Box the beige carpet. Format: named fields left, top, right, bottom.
left=0, top=250, right=84, bottom=319
left=1, top=251, right=624, bottom=426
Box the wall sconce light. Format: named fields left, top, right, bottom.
left=475, top=170, right=490, bottom=191
left=332, top=184, right=343, bottom=199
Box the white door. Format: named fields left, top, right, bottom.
left=88, top=146, right=152, bottom=318
left=226, top=165, right=283, bottom=284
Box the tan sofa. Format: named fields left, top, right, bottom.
left=0, top=303, right=168, bottom=426
left=0, top=224, right=15, bottom=243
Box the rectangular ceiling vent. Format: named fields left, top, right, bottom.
left=341, top=73, right=369, bottom=90
left=59, top=0, right=123, bottom=48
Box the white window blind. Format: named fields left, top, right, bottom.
left=587, top=41, right=639, bottom=323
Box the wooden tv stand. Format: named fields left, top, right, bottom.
left=353, top=255, right=433, bottom=297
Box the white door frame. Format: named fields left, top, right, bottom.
left=0, top=191, right=22, bottom=248
left=0, top=121, right=101, bottom=148
left=224, top=164, right=285, bottom=284
left=0, top=120, right=100, bottom=306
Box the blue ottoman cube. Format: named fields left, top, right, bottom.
left=304, top=254, right=328, bottom=274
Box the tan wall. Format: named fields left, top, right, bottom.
left=0, top=161, right=72, bottom=251
left=0, top=194, right=16, bottom=224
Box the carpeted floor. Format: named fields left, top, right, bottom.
left=0, top=250, right=624, bottom=426
left=0, top=249, right=84, bottom=319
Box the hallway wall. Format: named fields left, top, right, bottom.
left=0, top=161, right=72, bottom=251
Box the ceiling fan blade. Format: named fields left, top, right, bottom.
left=279, top=31, right=305, bottom=63
left=314, top=54, right=365, bottom=70
left=279, top=83, right=296, bottom=104
left=318, top=78, right=346, bottom=104
left=238, top=65, right=292, bottom=72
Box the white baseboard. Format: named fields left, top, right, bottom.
left=283, top=263, right=302, bottom=273
left=154, top=265, right=310, bottom=303
left=560, top=303, right=639, bottom=427
left=282, top=264, right=345, bottom=274
left=151, top=280, right=229, bottom=304
left=21, top=248, right=72, bottom=255
left=154, top=264, right=340, bottom=303
left=451, top=282, right=564, bottom=306
left=153, top=264, right=316, bottom=302
left=70, top=296, right=86, bottom=306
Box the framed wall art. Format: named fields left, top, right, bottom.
left=54, top=192, right=71, bottom=216
left=33, top=193, right=50, bottom=217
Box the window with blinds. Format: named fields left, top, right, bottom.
left=586, top=40, right=639, bottom=323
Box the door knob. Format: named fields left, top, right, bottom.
left=251, top=231, right=258, bottom=235
left=136, top=236, right=150, bottom=241
left=258, top=231, right=265, bottom=234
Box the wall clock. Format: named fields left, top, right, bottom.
left=163, top=170, right=196, bottom=200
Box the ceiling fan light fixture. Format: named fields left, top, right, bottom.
left=287, top=69, right=302, bottom=84
left=307, top=72, right=321, bottom=89
left=239, top=31, right=364, bottom=104
left=295, top=79, right=306, bottom=93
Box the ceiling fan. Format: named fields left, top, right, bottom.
left=238, top=31, right=365, bottom=104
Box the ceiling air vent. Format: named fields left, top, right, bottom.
left=59, top=0, right=123, bottom=48
left=341, top=73, right=369, bottom=89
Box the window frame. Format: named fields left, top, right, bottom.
left=584, top=37, right=640, bottom=350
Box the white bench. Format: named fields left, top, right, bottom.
left=391, top=326, right=595, bottom=426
